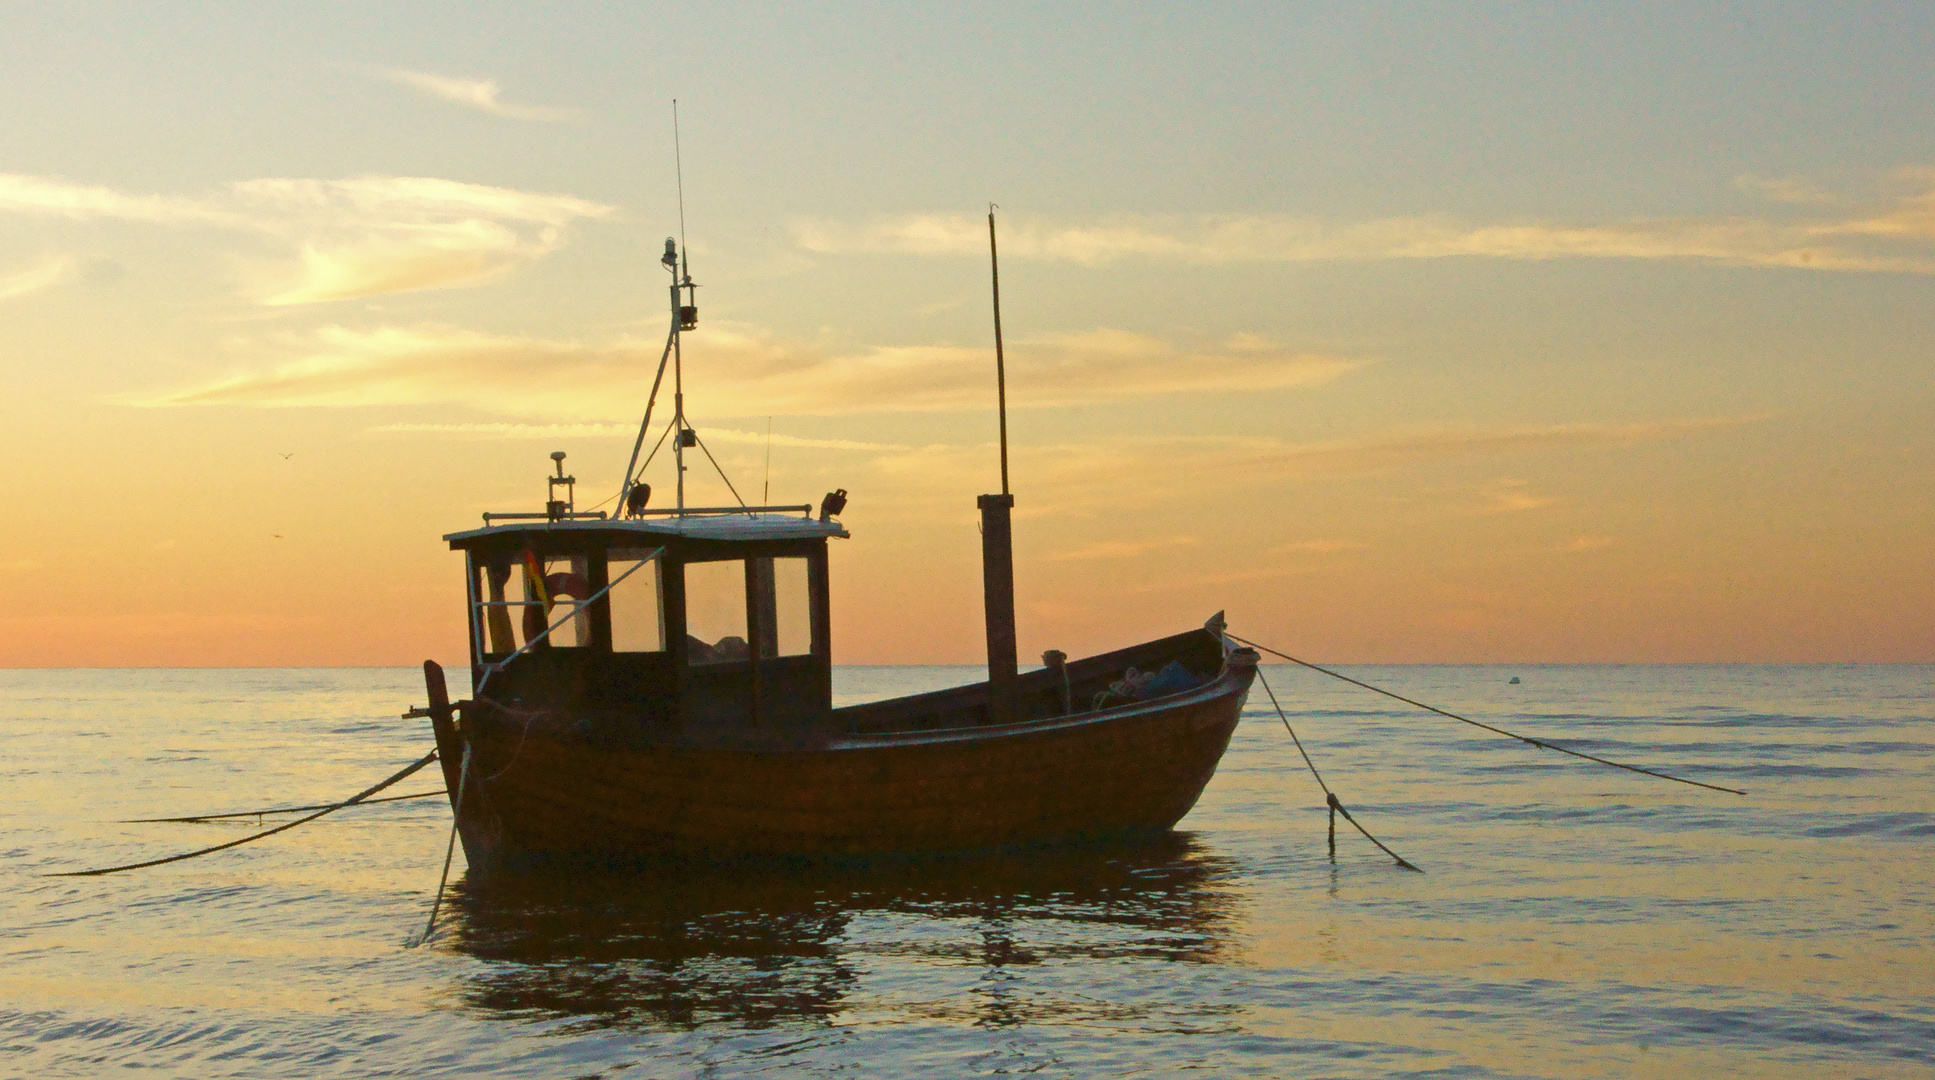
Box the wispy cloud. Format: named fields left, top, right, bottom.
left=0, top=174, right=610, bottom=304
left=699, top=428, right=913, bottom=452
left=0, top=174, right=242, bottom=225
left=1239, top=417, right=1770, bottom=473
left=375, top=68, right=583, bottom=124
left=1554, top=535, right=1615, bottom=553
left=1117, top=565, right=1307, bottom=596
left=142, top=323, right=1356, bottom=417
left=0, top=256, right=72, bottom=300
left=1042, top=536, right=1198, bottom=562
left=1734, top=173, right=1841, bottom=206
left=1475, top=478, right=1555, bottom=514
left=1269, top=539, right=1364, bottom=554
left=854, top=415, right=1769, bottom=519
left=794, top=174, right=1935, bottom=274
left=368, top=420, right=910, bottom=452
left=370, top=421, right=633, bottom=439
left=233, top=176, right=609, bottom=304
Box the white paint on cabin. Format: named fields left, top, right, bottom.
left=445, top=514, right=849, bottom=545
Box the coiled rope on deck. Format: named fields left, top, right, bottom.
left=1229, top=633, right=1745, bottom=796
left=50, top=749, right=441, bottom=878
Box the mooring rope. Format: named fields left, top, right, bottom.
left=410, top=744, right=470, bottom=948
left=51, top=750, right=440, bottom=878
left=1257, top=668, right=1421, bottom=872
left=121, top=790, right=445, bottom=824
left=1229, top=634, right=1745, bottom=796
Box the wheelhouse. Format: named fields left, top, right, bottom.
left=446, top=508, right=848, bottom=733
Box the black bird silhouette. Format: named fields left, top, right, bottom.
left=279, top=453, right=295, bottom=460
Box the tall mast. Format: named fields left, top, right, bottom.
left=980, top=206, right=1018, bottom=723
left=989, top=207, right=1010, bottom=496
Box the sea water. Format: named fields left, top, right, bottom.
left=1, top=664, right=1929, bottom=1078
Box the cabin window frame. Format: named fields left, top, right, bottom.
left=467, top=547, right=608, bottom=660
left=666, top=538, right=830, bottom=730
left=605, top=545, right=669, bottom=655
left=454, top=530, right=834, bottom=727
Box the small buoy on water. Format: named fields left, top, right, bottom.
left=1508, top=676, right=1521, bottom=685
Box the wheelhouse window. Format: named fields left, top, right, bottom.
left=682, top=555, right=814, bottom=666
left=475, top=551, right=591, bottom=653
left=683, top=559, right=750, bottom=665
left=608, top=546, right=666, bottom=653
left=756, top=556, right=813, bottom=658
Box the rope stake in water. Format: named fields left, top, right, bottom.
left=1230, top=634, right=1745, bottom=796
left=1258, top=668, right=1421, bottom=872
left=121, top=790, right=444, bottom=824
left=51, top=750, right=440, bottom=878
left=411, top=744, right=471, bottom=947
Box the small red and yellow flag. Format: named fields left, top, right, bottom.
left=521, top=551, right=551, bottom=611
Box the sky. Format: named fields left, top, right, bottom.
left=1, top=2, right=1930, bottom=666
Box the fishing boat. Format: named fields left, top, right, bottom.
left=420, top=228, right=1258, bottom=872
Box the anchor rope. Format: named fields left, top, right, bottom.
left=51, top=749, right=440, bottom=877
left=411, top=743, right=470, bottom=947
left=121, top=789, right=444, bottom=824
left=1229, top=634, right=1745, bottom=796
left=1256, top=667, right=1421, bottom=872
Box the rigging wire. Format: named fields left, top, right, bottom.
left=1256, top=667, right=1421, bottom=871
left=1229, top=633, right=1746, bottom=796
left=636, top=414, right=679, bottom=478
left=617, top=310, right=679, bottom=507
left=690, top=429, right=749, bottom=509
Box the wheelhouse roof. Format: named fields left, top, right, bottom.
left=445, top=513, right=849, bottom=550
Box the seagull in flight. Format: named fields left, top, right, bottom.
left=279, top=452, right=295, bottom=460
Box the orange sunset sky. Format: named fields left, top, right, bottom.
left=2, top=4, right=1931, bottom=667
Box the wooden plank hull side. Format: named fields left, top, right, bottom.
left=450, top=650, right=1256, bottom=871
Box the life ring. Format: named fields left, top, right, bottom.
left=523, top=571, right=594, bottom=644
left=545, top=572, right=592, bottom=601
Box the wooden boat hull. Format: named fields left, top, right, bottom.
left=434, top=638, right=1257, bottom=871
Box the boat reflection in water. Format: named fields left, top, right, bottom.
left=443, top=834, right=1242, bottom=1032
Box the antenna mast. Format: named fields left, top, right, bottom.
left=675, top=101, right=690, bottom=265
left=671, top=99, right=695, bottom=513
left=613, top=101, right=707, bottom=519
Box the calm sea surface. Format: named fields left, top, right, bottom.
left=2, top=664, right=1929, bottom=1078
